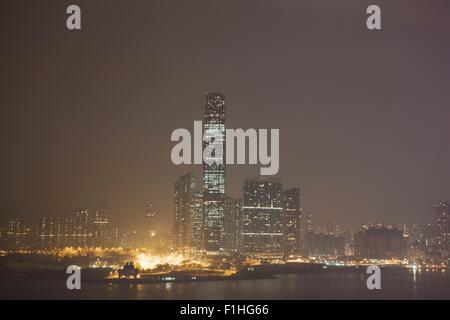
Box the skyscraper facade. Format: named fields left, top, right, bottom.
left=190, top=191, right=204, bottom=251
left=354, top=226, right=406, bottom=259
left=435, top=201, right=450, bottom=253
left=93, top=204, right=110, bottom=246
left=306, top=213, right=313, bottom=233
left=144, top=202, right=156, bottom=247
left=242, top=178, right=284, bottom=259
left=283, top=188, right=301, bottom=256
left=202, top=93, right=226, bottom=254
left=173, top=172, right=196, bottom=255
left=73, top=208, right=92, bottom=247
left=6, top=216, right=30, bottom=248
left=225, top=197, right=243, bottom=254
left=39, top=217, right=56, bottom=248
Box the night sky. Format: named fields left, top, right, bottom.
left=1, top=0, right=450, bottom=232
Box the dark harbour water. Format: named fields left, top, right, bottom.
left=1, top=269, right=449, bottom=300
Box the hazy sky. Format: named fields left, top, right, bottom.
left=1, top=0, right=450, bottom=232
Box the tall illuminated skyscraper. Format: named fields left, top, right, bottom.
left=283, top=188, right=301, bottom=256
left=174, top=172, right=196, bottom=255
left=242, top=178, right=283, bottom=259
left=203, top=93, right=226, bottom=254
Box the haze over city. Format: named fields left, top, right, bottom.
left=1, top=0, right=450, bottom=233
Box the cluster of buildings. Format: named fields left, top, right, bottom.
left=1, top=93, right=449, bottom=263
left=0, top=203, right=170, bottom=251
left=173, top=171, right=302, bottom=259
left=173, top=94, right=302, bottom=258
left=3, top=205, right=114, bottom=248
left=172, top=93, right=450, bottom=261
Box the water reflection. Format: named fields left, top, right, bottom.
left=1, top=269, right=449, bottom=299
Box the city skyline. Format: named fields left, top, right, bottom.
left=2, top=0, right=450, bottom=303
left=1, top=0, right=450, bottom=233
left=2, top=89, right=447, bottom=238
left=3, top=172, right=448, bottom=259
left=1, top=86, right=449, bottom=234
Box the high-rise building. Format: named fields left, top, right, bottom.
left=225, top=197, right=243, bottom=254
left=173, top=172, right=197, bottom=255
left=40, top=216, right=66, bottom=248
left=112, top=226, right=121, bottom=247
left=300, top=212, right=314, bottom=253
left=304, top=232, right=345, bottom=256
left=2, top=209, right=119, bottom=249
left=190, top=192, right=204, bottom=251
left=144, top=203, right=156, bottom=235
left=144, top=202, right=156, bottom=247
left=73, top=208, right=92, bottom=247
left=283, top=188, right=301, bottom=256
left=7, top=216, right=31, bottom=248
left=93, top=204, right=110, bottom=246
left=242, top=178, right=284, bottom=259
left=354, top=226, right=406, bottom=259
left=418, top=223, right=437, bottom=253
left=306, top=213, right=313, bottom=233
left=39, top=217, right=56, bottom=248
left=202, top=93, right=226, bottom=254
left=435, top=201, right=450, bottom=253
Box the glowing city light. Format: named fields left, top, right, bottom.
left=136, top=253, right=185, bottom=270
